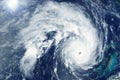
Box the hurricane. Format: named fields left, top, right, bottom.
left=0, top=0, right=120, bottom=80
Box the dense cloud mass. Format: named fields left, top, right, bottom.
left=19, top=1, right=104, bottom=77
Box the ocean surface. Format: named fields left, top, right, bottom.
left=0, top=0, right=120, bottom=80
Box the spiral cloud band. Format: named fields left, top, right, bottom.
left=19, top=1, right=104, bottom=77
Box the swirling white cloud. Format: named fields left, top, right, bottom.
left=19, top=1, right=104, bottom=77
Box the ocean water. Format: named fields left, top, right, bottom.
left=0, top=0, right=120, bottom=80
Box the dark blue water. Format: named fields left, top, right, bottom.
left=0, top=0, right=120, bottom=80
